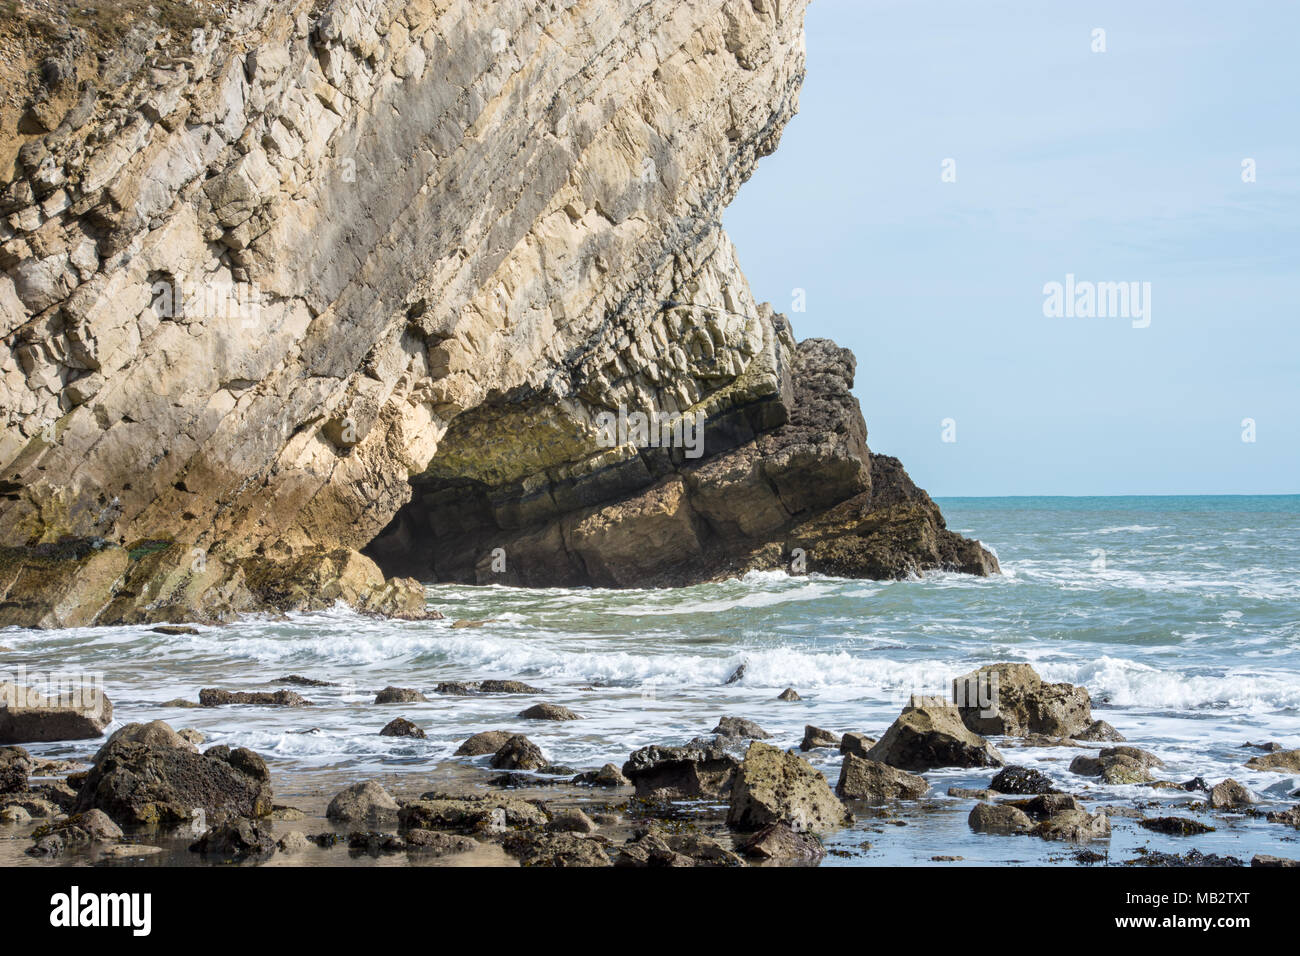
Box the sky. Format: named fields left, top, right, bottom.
left=723, top=0, right=1299, bottom=496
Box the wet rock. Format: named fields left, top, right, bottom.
left=1245, top=748, right=1300, bottom=772
left=455, top=730, right=515, bottom=756
left=724, top=663, right=747, bottom=685
left=836, top=754, right=928, bottom=801
left=776, top=687, right=800, bottom=701
left=1033, top=808, right=1111, bottom=842
left=1070, top=746, right=1164, bottom=784
left=435, top=681, right=477, bottom=696
left=969, top=802, right=1033, bottom=834
left=622, top=741, right=740, bottom=799
left=0, top=805, right=32, bottom=825
left=949, top=787, right=998, bottom=801
left=727, top=741, right=852, bottom=832
left=404, top=830, right=479, bottom=855
left=839, top=732, right=877, bottom=758
left=160, top=698, right=201, bottom=708
left=1006, top=734, right=1082, bottom=748
left=573, top=763, right=631, bottom=787
left=737, top=821, right=825, bottom=861
left=1207, top=778, right=1252, bottom=809
left=616, top=825, right=745, bottom=867
left=373, top=686, right=428, bottom=704
left=518, top=703, right=580, bottom=721
left=800, top=725, right=840, bottom=751
left=0, top=745, right=32, bottom=793
left=199, top=688, right=312, bottom=707
left=0, top=681, right=113, bottom=743
left=269, top=805, right=307, bottom=821
left=276, top=831, right=313, bottom=854
left=1129, top=849, right=1243, bottom=867
left=189, top=817, right=277, bottom=861
left=1074, top=719, right=1125, bottom=742
left=177, top=728, right=205, bottom=747
left=99, top=720, right=197, bottom=754
left=1009, top=793, right=1084, bottom=820
left=480, top=680, right=542, bottom=694
left=1139, top=816, right=1214, bottom=836
left=713, top=716, right=769, bottom=739
left=990, top=766, right=1060, bottom=795
left=101, top=844, right=164, bottom=859
left=379, top=717, right=426, bottom=739
left=1244, top=741, right=1282, bottom=752
left=325, top=781, right=400, bottom=825
left=450, top=620, right=493, bottom=629
left=1252, top=854, right=1300, bottom=867
left=1265, top=806, right=1300, bottom=827
left=547, top=808, right=597, bottom=833
left=74, top=724, right=273, bottom=827
left=489, top=735, right=547, bottom=771
left=273, top=675, right=334, bottom=687
left=400, top=795, right=548, bottom=832
left=500, top=831, right=610, bottom=867
left=865, top=698, right=1005, bottom=771
left=151, top=626, right=199, bottom=635
left=953, top=662, right=1092, bottom=738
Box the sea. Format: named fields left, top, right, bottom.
left=4, top=495, right=1298, bottom=866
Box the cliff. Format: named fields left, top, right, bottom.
left=0, top=0, right=996, bottom=627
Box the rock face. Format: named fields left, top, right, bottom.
left=953, top=663, right=1092, bottom=739
left=0, top=681, right=113, bottom=742
left=726, top=741, right=851, bottom=832
left=866, top=698, right=1005, bottom=772
left=0, top=0, right=996, bottom=628
left=74, top=722, right=273, bottom=826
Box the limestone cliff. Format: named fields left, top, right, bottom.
left=0, top=0, right=996, bottom=627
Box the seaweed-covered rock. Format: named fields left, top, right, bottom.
left=968, top=802, right=1033, bottom=834
left=379, top=717, right=426, bottom=739
left=737, top=821, right=825, bottom=861
left=374, top=686, right=428, bottom=705
left=399, top=795, right=548, bottom=832
left=616, top=825, right=745, bottom=867
left=1207, top=778, right=1252, bottom=809
left=990, top=766, right=1060, bottom=795
left=1070, top=746, right=1165, bottom=784
left=866, top=698, right=1005, bottom=772
left=0, top=745, right=32, bottom=793
left=727, top=741, right=851, bottom=832
left=1139, top=817, right=1215, bottom=836
left=189, top=817, right=276, bottom=861
left=489, top=735, right=547, bottom=771
left=74, top=724, right=273, bottom=827
left=1245, top=749, right=1300, bottom=772
left=199, top=688, right=312, bottom=707
left=500, top=831, right=610, bottom=867
left=518, top=703, right=580, bottom=721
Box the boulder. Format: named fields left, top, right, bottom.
left=489, top=734, right=547, bottom=771
left=199, top=688, right=312, bottom=707
left=546, top=808, right=597, bottom=833
left=800, top=725, right=840, bottom=751
left=518, top=703, right=580, bottom=721
left=952, top=663, right=1092, bottom=738
left=712, top=716, right=769, bottom=739
left=379, top=717, right=426, bottom=739
left=726, top=741, right=852, bottom=832
left=1252, top=854, right=1300, bottom=867
left=399, top=795, right=548, bottom=831
left=1070, top=746, right=1164, bottom=784
left=622, top=740, right=740, bottom=799
left=455, top=730, right=515, bottom=756
left=1074, top=719, right=1125, bottom=742
left=373, top=686, right=428, bottom=704
left=1139, top=817, right=1215, bottom=836
left=325, top=781, right=400, bottom=825
left=74, top=725, right=273, bottom=827
left=990, top=766, right=1060, bottom=795
left=776, top=687, right=801, bottom=701
left=1245, top=749, right=1300, bottom=772
left=1208, top=778, right=1251, bottom=809
left=0, top=745, right=32, bottom=793
left=839, top=732, right=877, bottom=758
left=737, top=821, right=826, bottom=861
left=189, top=817, right=276, bottom=860
left=0, top=682, right=113, bottom=743
left=97, top=720, right=196, bottom=755
left=1034, top=808, right=1111, bottom=842
left=969, top=802, right=1033, bottom=834
left=835, top=754, right=927, bottom=801
left=616, top=825, right=745, bottom=867
left=479, top=680, right=542, bottom=694
left=865, top=698, right=1005, bottom=771
left=573, top=763, right=630, bottom=787
left=500, top=831, right=610, bottom=867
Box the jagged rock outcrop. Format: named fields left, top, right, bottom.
left=1, top=0, right=996, bottom=626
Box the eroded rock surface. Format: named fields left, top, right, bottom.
left=1, top=0, right=995, bottom=626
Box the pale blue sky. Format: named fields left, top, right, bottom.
left=724, top=0, right=1299, bottom=495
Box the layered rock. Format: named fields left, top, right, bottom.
left=1, top=0, right=996, bottom=626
